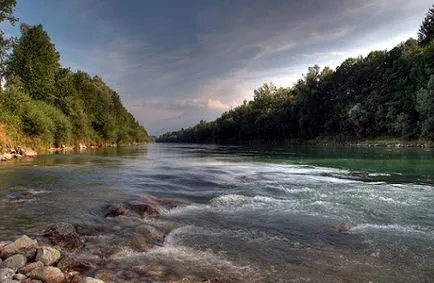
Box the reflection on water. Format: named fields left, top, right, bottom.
left=0, top=144, right=433, bottom=282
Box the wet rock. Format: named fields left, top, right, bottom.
left=56, top=257, right=94, bottom=272
left=13, top=273, right=27, bottom=280
left=103, top=204, right=125, bottom=218
left=18, top=261, right=44, bottom=274
left=0, top=235, right=38, bottom=259
left=332, top=223, right=352, bottom=233
left=68, top=274, right=82, bottom=283
left=82, top=277, right=105, bottom=283
left=28, top=223, right=84, bottom=252
left=0, top=254, right=27, bottom=270
left=35, top=247, right=61, bottom=266
left=0, top=153, right=13, bottom=161
left=0, top=268, right=15, bottom=281
left=126, top=200, right=160, bottom=217
left=1, top=279, right=19, bottom=283
left=28, top=266, right=65, bottom=283
left=16, top=147, right=37, bottom=157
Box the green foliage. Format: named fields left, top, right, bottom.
left=158, top=39, right=434, bottom=143
left=418, top=5, right=434, bottom=47
left=0, top=21, right=149, bottom=148
left=8, top=24, right=60, bottom=103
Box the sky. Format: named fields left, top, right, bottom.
left=6, top=0, right=433, bottom=135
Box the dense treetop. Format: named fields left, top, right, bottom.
left=0, top=2, right=149, bottom=149
left=158, top=6, right=434, bottom=144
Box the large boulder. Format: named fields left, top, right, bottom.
left=0, top=254, right=27, bottom=270
left=35, top=247, right=61, bottom=266
left=0, top=235, right=38, bottom=259
left=28, top=266, right=65, bottom=283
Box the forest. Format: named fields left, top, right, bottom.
left=158, top=5, right=434, bottom=145
left=0, top=1, right=150, bottom=151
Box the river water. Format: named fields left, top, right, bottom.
left=0, top=144, right=433, bottom=282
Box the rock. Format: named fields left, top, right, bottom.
left=28, top=223, right=84, bottom=252
left=82, top=277, right=105, bottom=283
left=56, top=257, right=94, bottom=272
left=103, top=204, right=125, bottom=218
left=28, top=266, right=65, bottom=283
left=0, top=254, right=27, bottom=270
left=1, top=279, right=19, bottom=283
left=21, top=279, right=44, bottom=283
left=16, top=147, right=37, bottom=157
left=13, top=273, right=27, bottom=280
left=18, top=261, right=44, bottom=274
left=126, top=200, right=160, bottom=217
left=0, top=268, right=15, bottom=281
left=0, top=153, right=13, bottom=161
left=35, top=247, right=61, bottom=266
left=68, top=274, right=82, bottom=283
left=332, top=223, right=352, bottom=233
left=1, top=235, right=38, bottom=259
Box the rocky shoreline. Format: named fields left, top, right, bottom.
left=0, top=193, right=226, bottom=283
left=0, top=147, right=38, bottom=162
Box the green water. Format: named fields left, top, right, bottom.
left=0, top=144, right=433, bottom=282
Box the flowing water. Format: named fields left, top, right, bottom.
left=0, top=144, right=433, bottom=282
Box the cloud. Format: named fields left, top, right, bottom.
left=19, top=0, right=432, bottom=134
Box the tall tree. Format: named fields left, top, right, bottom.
left=8, top=24, right=60, bottom=102
left=0, top=0, right=17, bottom=93
left=418, top=5, right=434, bottom=47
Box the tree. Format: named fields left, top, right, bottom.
left=0, top=0, right=17, bottom=93
left=8, top=24, right=60, bottom=103
left=418, top=5, right=434, bottom=47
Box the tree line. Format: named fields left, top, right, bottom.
left=0, top=1, right=150, bottom=150
left=158, top=5, right=434, bottom=144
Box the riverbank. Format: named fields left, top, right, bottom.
left=0, top=189, right=225, bottom=283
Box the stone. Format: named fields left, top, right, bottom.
left=0, top=153, right=13, bottom=161
left=1, top=279, right=19, bottom=283
left=0, top=254, right=27, bottom=270
left=35, top=247, right=61, bottom=266
left=82, top=277, right=105, bottom=283
left=0, top=235, right=38, bottom=259
left=103, top=205, right=125, bottom=218
left=18, top=261, right=44, bottom=274
left=0, top=268, right=15, bottom=281
left=56, top=257, right=93, bottom=272
left=13, top=273, right=27, bottom=280
left=28, top=266, right=65, bottom=283
left=27, top=223, right=84, bottom=252
left=16, top=147, right=37, bottom=157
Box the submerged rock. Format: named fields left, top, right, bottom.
left=0, top=254, right=27, bottom=270
left=27, top=223, right=84, bottom=252
left=0, top=235, right=38, bottom=259
left=56, top=256, right=94, bottom=272
left=332, top=223, right=352, bottom=233
left=28, top=266, right=65, bottom=283
left=35, top=247, right=61, bottom=266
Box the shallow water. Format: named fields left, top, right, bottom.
left=1, top=144, right=434, bottom=282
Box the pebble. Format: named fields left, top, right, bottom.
left=0, top=254, right=27, bottom=270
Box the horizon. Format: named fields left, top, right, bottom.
left=6, top=0, right=433, bottom=135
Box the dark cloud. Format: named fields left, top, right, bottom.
left=12, top=0, right=433, bottom=134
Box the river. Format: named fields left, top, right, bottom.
left=0, top=144, right=433, bottom=282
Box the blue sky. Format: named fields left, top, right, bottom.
left=7, top=0, right=433, bottom=135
